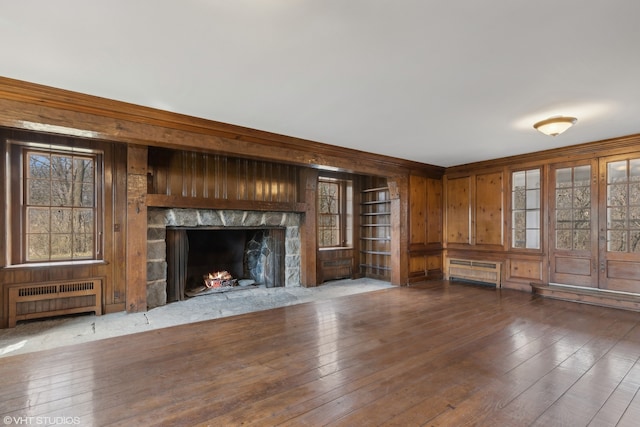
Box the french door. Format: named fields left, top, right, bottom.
left=549, top=154, right=640, bottom=293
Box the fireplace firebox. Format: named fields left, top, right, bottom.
left=146, top=208, right=302, bottom=308
left=166, top=227, right=285, bottom=302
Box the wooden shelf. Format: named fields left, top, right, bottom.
left=361, top=186, right=389, bottom=193
left=361, top=200, right=391, bottom=205
left=359, top=182, right=391, bottom=280
left=360, top=250, right=391, bottom=256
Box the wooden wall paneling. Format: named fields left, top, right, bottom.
left=262, top=162, right=275, bottom=202
left=275, top=163, right=285, bottom=203
left=274, top=163, right=283, bottom=203
left=475, top=171, right=504, bottom=247
left=242, top=159, right=253, bottom=201
left=427, top=254, right=443, bottom=278
left=507, top=258, right=543, bottom=285
left=389, top=175, right=409, bottom=285
left=262, top=162, right=271, bottom=201
left=426, top=177, right=443, bottom=245
left=167, top=150, right=184, bottom=197
left=409, top=175, right=427, bottom=246
left=317, top=249, right=355, bottom=283
left=445, top=176, right=471, bottom=245
left=299, top=168, right=319, bottom=286
left=149, top=149, right=303, bottom=208
left=262, top=161, right=271, bottom=201
left=190, top=151, right=203, bottom=198
left=100, top=141, right=115, bottom=308
left=408, top=174, right=444, bottom=282
left=409, top=255, right=427, bottom=283
left=253, top=159, right=263, bottom=201
left=351, top=176, right=363, bottom=279
left=7, top=143, right=21, bottom=265
left=277, top=163, right=287, bottom=202
left=147, top=147, right=168, bottom=195
left=0, top=137, right=6, bottom=268
left=126, top=145, right=148, bottom=312
left=232, top=157, right=247, bottom=201
left=0, top=137, right=5, bottom=326
left=256, top=160, right=264, bottom=201
left=235, top=158, right=248, bottom=200
left=290, top=164, right=300, bottom=203
left=213, top=155, right=227, bottom=200
left=269, top=163, right=278, bottom=203
left=204, top=152, right=215, bottom=198
left=107, top=143, right=128, bottom=313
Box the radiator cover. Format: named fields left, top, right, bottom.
left=7, top=278, right=103, bottom=327
left=447, top=259, right=501, bottom=287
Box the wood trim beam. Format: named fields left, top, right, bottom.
left=126, top=145, right=148, bottom=312
left=0, top=77, right=444, bottom=177
left=446, top=133, right=640, bottom=173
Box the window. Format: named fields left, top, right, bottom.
left=317, top=177, right=352, bottom=248
left=8, top=142, right=103, bottom=264
left=606, top=159, right=640, bottom=253
left=511, top=169, right=541, bottom=249
left=554, top=165, right=591, bottom=251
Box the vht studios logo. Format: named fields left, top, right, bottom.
left=3, top=416, right=81, bottom=425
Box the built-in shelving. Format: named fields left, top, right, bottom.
left=359, top=186, right=391, bottom=280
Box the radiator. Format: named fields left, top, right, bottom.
left=7, top=278, right=103, bottom=327
left=447, top=259, right=501, bottom=287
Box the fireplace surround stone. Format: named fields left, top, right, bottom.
left=147, top=208, right=302, bottom=308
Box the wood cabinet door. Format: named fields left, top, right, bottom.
left=549, top=160, right=599, bottom=287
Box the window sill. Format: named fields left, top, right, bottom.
left=3, top=260, right=107, bottom=269
left=319, top=247, right=353, bottom=251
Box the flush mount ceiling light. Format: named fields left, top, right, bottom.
left=533, top=116, right=577, bottom=136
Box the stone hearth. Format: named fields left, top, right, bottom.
left=147, top=208, right=302, bottom=308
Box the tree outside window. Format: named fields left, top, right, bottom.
left=555, top=165, right=591, bottom=251
left=23, top=149, right=98, bottom=262
left=317, top=177, right=352, bottom=248
left=606, top=159, right=640, bottom=253
left=512, top=169, right=541, bottom=249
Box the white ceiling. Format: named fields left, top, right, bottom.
left=2, top=1, right=640, bottom=167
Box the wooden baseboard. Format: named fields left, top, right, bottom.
left=531, top=283, right=640, bottom=312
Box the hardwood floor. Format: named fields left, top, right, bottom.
left=1, top=281, right=639, bottom=426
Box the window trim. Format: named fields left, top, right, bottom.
left=509, top=167, right=543, bottom=252
left=317, top=176, right=353, bottom=249
left=7, top=139, right=104, bottom=266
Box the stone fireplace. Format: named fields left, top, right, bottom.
left=147, top=208, right=302, bottom=308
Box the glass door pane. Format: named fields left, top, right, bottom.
left=606, top=159, right=640, bottom=253
left=555, top=165, right=591, bottom=251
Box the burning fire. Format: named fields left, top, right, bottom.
left=207, top=271, right=232, bottom=281
left=204, top=270, right=234, bottom=288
